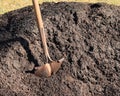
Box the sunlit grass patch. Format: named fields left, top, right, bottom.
left=0, top=0, right=120, bottom=14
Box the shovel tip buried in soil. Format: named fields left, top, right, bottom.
left=34, top=57, right=64, bottom=77
left=34, top=63, right=52, bottom=77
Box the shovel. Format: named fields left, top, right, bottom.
left=32, top=0, right=64, bottom=77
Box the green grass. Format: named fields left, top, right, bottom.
left=0, top=0, right=120, bottom=14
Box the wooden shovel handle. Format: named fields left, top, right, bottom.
left=32, top=0, right=52, bottom=62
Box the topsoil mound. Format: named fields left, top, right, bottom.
left=0, top=2, right=120, bottom=96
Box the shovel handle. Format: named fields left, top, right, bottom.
left=32, top=0, right=52, bottom=62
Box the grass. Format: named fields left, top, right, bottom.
left=0, top=0, right=120, bottom=14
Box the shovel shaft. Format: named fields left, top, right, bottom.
left=32, top=0, right=52, bottom=62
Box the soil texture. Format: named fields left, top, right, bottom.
left=0, top=2, right=120, bottom=96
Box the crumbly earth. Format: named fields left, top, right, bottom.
left=0, top=2, right=120, bottom=96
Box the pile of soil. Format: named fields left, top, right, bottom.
left=0, top=2, right=120, bottom=96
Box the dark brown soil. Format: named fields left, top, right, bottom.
left=0, top=2, right=120, bottom=96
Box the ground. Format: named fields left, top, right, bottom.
left=0, top=2, right=120, bottom=96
